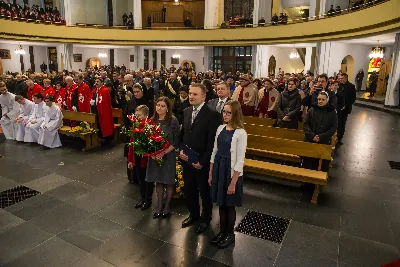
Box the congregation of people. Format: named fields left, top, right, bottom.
left=0, top=0, right=65, bottom=24
left=0, top=60, right=357, bottom=248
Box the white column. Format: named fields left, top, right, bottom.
left=320, top=0, right=328, bottom=17
left=57, top=44, right=73, bottom=71
left=315, top=42, right=332, bottom=75
left=137, top=46, right=144, bottom=69
left=309, top=0, right=317, bottom=19
left=253, top=0, right=272, bottom=27
left=204, top=0, right=219, bottom=29
left=148, top=49, right=153, bottom=70
left=253, top=45, right=270, bottom=78
left=112, top=0, right=117, bottom=26
left=62, top=0, right=72, bottom=26
left=156, top=50, right=161, bottom=70
left=304, top=47, right=313, bottom=72
left=204, top=46, right=212, bottom=72
left=385, top=33, right=400, bottom=107
left=133, top=0, right=142, bottom=29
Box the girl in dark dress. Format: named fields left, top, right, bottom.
left=208, top=100, right=247, bottom=249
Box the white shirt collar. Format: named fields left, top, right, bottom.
left=219, top=97, right=228, bottom=103
left=193, top=102, right=205, bottom=111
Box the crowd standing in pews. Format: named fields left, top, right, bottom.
left=1, top=61, right=358, bottom=246
left=0, top=0, right=65, bottom=24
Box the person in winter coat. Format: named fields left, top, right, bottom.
left=276, top=78, right=301, bottom=129
left=173, top=86, right=191, bottom=125
left=302, top=91, right=338, bottom=172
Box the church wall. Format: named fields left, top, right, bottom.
left=69, top=0, right=107, bottom=25
left=281, top=0, right=310, bottom=9
left=114, top=48, right=130, bottom=68
left=269, top=47, right=304, bottom=75
left=71, top=47, right=111, bottom=70
left=164, top=48, right=205, bottom=72
left=0, top=43, right=43, bottom=73
left=115, top=0, right=129, bottom=26
left=33, top=46, right=49, bottom=73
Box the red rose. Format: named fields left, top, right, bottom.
left=134, top=128, right=140, bottom=133
left=139, top=129, right=145, bottom=133
left=151, top=134, right=163, bottom=142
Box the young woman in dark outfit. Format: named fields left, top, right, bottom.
left=208, top=100, right=247, bottom=249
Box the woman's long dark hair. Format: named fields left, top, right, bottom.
left=151, top=97, right=173, bottom=126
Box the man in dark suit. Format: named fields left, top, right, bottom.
left=208, top=81, right=231, bottom=114
left=338, top=73, right=356, bottom=144
left=179, top=83, right=221, bottom=234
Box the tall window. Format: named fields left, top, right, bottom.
left=161, top=50, right=166, bottom=67
left=152, top=50, right=157, bottom=70
left=224, top=0, right=254, bottom=21
left=144, top=49, right=149, bottom=70
left=213, top=46, right=252, bottom=74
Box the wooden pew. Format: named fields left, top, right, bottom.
left=112, top=108, right=123, bottom=141
left=59, top=110, right=100, bottom=152
left=244, top=134, right=333, bottom=204
left=244, top=116, right=304, bottom=129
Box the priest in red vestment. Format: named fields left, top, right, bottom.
left=64, top=76, right=77, bottom=111
left=232, top=74, right=259, bottom=116
left=91, top=78, right=114, bottom=142
left=73, top=74, right=91, bottom=113
left=26, top=80, right=43, bottom=101
left=255, top=78, right=279, bottom=119
left=43, top=79, right=56, bottom=98
left=54, top=82, right=66, bottom=109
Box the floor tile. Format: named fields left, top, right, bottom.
left=281, top=221, right=339, bottom=261
left=29, top=203, right=91, bottom=234
left=0, top=209, right=25, bottom=233
left=390, top=222, right=400, bottom=252
left=293, top=202, right=341, bottom=231
left=67, top=188, right=122, bottom=213
left=250, top=197, right=295, bottom=219
left=93, top=228, right=164, bottom=266
left=338, top=232, right=399, bottom=267
left=23, top=173, right=71, bottom=193
left=0, top=222, right=54, bottom=265
left=98, top=178, right=142, bottom=200
left=381, top=187, right=400, bottom=203
left=3, top=236, right=87, bottom=267
left=46, top=181, right=94, bottom=202
left=340, top=211, right=394, bottom=245
left=57, top=229, right=103, bottom=253
left=4, top=193, right=51, bottom=213
left=340, top=194, right=386, bottom=217
left=0, top=176, right=18, bottom=192
left=12, top=195, right=64, bottom=220
left=8, top=167, right=52, bottom=184
left=274, top=246, right=338, bottom=267
left=67, top=215, right=125, bottom=243
left=76, top=169, right=122, bottom=187
left=97, top=197, right=147, bottom=228
left=384, top=201, right=400, bottom=223
left=70, top=253, right=115, bottom=267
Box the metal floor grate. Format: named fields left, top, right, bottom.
left=235, top=210, right=290, bottom=244
left=388, top=161, right=400, bottom=170
left=0, top=185, right=41, bottom=209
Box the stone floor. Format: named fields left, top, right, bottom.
left=0, top=106, right=400, bottom=267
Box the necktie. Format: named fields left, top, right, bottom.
left=216, top=101, right=224, bottom=113
left=191, top=108, right=198, bottom=124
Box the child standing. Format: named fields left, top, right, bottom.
left=127, top=105, right=154, bottom=210
left=208, top=100, right=247, bottom=249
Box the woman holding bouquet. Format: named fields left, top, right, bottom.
left=208, top=100, right=247, bottom=249
left=146, top=97, right=180, bottom=219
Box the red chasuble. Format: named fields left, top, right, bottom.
left=77, top=82, right=91, bottom=113
left=54, top=88, right=66, bottom=109
left=95, top=86, right=115, bottom=137
left=27, top=83, right=43, bottom=101
left=43, top=87, right=56, bottom=98
left=65, top=83, right=77, bottom=110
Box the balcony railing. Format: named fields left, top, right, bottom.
left=0, top=0, right=389, bottom=30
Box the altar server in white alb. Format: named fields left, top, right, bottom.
left=24, top=93, right=48, bottom=143
left=38, top=95, right=63, bottom=148
left=15, top=95, right=35, bottom=142
left=0, top=82, right=20, bottom=140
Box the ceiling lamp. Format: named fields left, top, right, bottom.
left=98, top=50, right=108, bottom=58
left=15, top=44, right=26, bottom=55
left=172, top=52, right=181, bottom=59
left=174, top=0, right=178, bottom=2
left=369, top=42, right=384, bottom=59
left=289, top=49, right=299, bottom=59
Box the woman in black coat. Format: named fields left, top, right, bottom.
left=172, top=86, right=191, bottom=124
left=303, top=91, right=338, bottom=171
left=276, top=78, right=301, bottom=129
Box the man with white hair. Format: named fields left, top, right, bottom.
left=24, top=93, right=48, bottom=143
left=38, top=95, right=63, bottom=148
left=64, top=76, right=77, bottom=111
left=0, top=82, right=20, bottom=140
left=15, top=95, right=35, bottom=142
left=26, top=79, right=43, bottom=101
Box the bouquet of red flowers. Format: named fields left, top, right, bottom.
left=125, top=115, right=170, bottom=166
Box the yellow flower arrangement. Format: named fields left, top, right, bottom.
left=173, top=157, right=184, bottom=199
left=66, top=121, right=98, bottom=137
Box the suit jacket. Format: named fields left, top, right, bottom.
left=207, top=98, right=230, bottom=113
left=180, top=104, right=221, bottom=167
left=342, top=81, right=356, bottom=114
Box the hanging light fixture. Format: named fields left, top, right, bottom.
left=98, top=50, right=107, bottom=58
left=289, top=49, right=299, bottom=59
left=15, top=44, right=26, bottom=55
left=172, top=52, right=181, bottom=59
left=369, top=41, right=384, bottom=59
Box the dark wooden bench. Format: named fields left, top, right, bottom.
left=112, top=108, right=123, bottom=141
left=244, top=134, right=333, bottom=204
left=244, top=116, right=304, bottom=130
left=59, top=110, right=100, bottom=152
